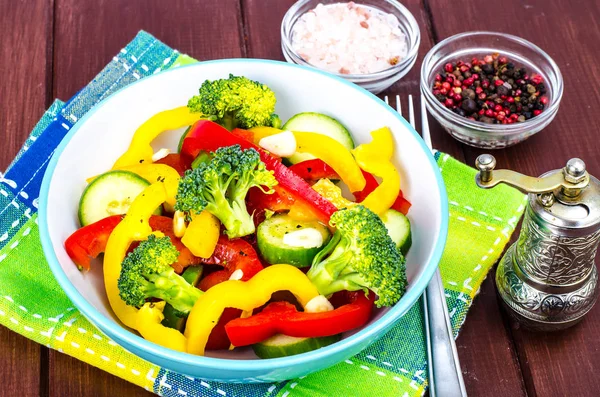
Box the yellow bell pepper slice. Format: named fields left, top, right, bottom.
left=248, top=126, right=282, bottom=143
left=181, top=211, right=220, bottom=258
left=103, top=182, right=187, bottom=348
left=293, top=132, right=365, bottom=192
left=115, top=164, right=180, bottom=208
left=184, top=264, right=319, bottom=355
left=136, top=302, right=187, bottom=352
left=311, top=179, right=356, bottom=209
left=112, top=106, right=201, bottom=169
left=352, top=126, right=394, bottom=161
left=287, top=201, right=319, bottom=222
left=288, top=178, right=356, bottom=221
left=104, top=183, right=164, bottom=328
left=351, top=127, right=401, bottom=215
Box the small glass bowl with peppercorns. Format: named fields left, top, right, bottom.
left=420, top=31, right=563, bottom=148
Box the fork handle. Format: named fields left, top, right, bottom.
left=425, top=269, right=468, bottom=397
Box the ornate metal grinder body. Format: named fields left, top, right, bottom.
left=476, top=155, right=600, bottom=331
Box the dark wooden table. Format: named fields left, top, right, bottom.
left=1, top=0, right=599, bottom=396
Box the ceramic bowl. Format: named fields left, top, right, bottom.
left=281, top=0, right=420, bottom=94
left=420, top=31, right=563, bottom=149
left=39, top=59, right=448, bottom=382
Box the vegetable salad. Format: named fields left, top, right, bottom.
left=64, top=74, right=412, bottom=358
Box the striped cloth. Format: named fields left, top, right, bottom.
left=0, top=31, right=527, bottom=397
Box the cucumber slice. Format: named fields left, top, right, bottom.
left=177, top=126, right=192, bottom=153
left=282, top=112, right=354, bottom=164
left=252, top=334, right=341, bottom=359
left=78, top=170, right=161, bottom=226
left=380, top=209, right=412, bottom=255
left=161, top=266, right=203, bottom=331
left=257, top=214, right=330, bottom=268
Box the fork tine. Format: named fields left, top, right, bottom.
left=420, top=94, right=433, bottom=150
left=384, top=95, right=389, bottom=105
left=408, top=95, right=416, bottom=130
left=395, top=94, right=402, bottom=115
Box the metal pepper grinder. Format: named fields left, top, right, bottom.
left=475, top=154, right=600, bottom=331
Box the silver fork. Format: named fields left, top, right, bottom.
left=385, top=94, right=468, bottom=397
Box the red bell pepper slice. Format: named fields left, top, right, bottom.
left=154, top=153, right=190, bottom=176
left=64, top=215, right=201, bottom=273
left=199, top=235, right=263, bottom=283
left=288, top=159, right=339, bottom=181
left=352, top=170, right=378, bottom=203
left=392, top=190, right=412, bottom=215
left=181, top=121, right=338, bottom=223
left=65, top=215, right=124, bottom=271
left=224, top=291, right=375, bottom=346
left=231, top=128, right=255, bottom=143
left=205, top=307, right=243, bottom=350
left=247, top=185, right=296, bottom=216
left=195, top=236, right=263, bottom=350
left=199, top=269, right=243, bottom=351
left=353, top=170, right=412, bottom=215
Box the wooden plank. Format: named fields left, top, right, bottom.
left=456, top=276, right=526, bottom=396
left=0, top=0, right=53, bottom=169
left=427, top=0, right=600, bottom=395
left=0, top=326, right=45, bottom=397
left=48, top=353, right=150, bottom=397
left=52, top=0, right=246, bottom=100
left=243, top=1, right=525, bottom=396
left=49, top=1, right=245, bottom=395
left=0, top=0, right=53, bottom=396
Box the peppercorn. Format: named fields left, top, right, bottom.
left=462, top=88, right=476, bottom=100
left=461, top=98, right=477, bottom=113
left=538, top=83, right=547, bottom=94
left=430, top=53, right=548, bottom=124
left=496, top=85, right=510, bottom=96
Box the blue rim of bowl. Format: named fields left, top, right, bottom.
left=39, top=58, right=448, bottom=374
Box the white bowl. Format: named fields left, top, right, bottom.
left=40, top=59, right=448, bottom=382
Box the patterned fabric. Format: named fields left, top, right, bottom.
left=0, top=31, right=527, bottom=397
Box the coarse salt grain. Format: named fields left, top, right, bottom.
left=291, top=2, right=408, bottom=75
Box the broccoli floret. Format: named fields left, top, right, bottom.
left=118, top=235, right=202, bottom=313
left=187, top=74, right=281, bottom=130
left=306, top=205, right=407, bottom=307
left=175, top=144, right=277, bottom=238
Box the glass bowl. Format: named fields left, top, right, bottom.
left=281, top=0, right=420, bottom=94
left=420, top=31, right=563, bottom=149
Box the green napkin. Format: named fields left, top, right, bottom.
left=0, top=31, right=527, bottom=396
